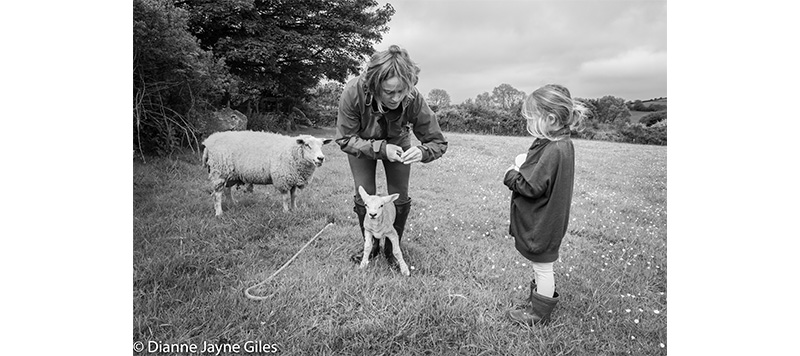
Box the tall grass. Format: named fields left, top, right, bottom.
left=133, top=128, right=666, bottom=355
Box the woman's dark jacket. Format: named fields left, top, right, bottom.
left=335, top=76, right=447, bottom=162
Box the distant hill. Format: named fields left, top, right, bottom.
left=642, top=98, right=667, bottom=107
left=628, top=97, right=666, bottom=123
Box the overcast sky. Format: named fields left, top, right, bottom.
left=373, top=0, right=667, bottom=104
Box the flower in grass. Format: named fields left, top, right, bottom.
left=654, top=309, right=661, bottom=314
left=625, top=309, right=631, bottom=313
left=631, top=336, right=636, bottom=340
left=634, top=319, right=639, bottom=324
left=660, top=343, right=665, bottom=348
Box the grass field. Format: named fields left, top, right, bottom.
left=133, top=128, right=666, bottom=355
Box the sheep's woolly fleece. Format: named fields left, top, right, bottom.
left=202, top=131, right=327, bottom=193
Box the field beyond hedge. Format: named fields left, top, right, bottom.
left=133, top=128, right=667, bottom=355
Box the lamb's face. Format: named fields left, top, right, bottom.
left=296, top=136, right=333, bottom=167
left=358, top=186, right=399, bottom=220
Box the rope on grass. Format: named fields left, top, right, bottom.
left=244, top=218, right=334, bottom=301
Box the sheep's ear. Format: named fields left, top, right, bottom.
left=322, top=138, right=333, bottom=145
left=296, top=138, right=305, bottom=145
left=385, top=193, right=399, bottom=204
left=358, top=186, right=369, bottom=200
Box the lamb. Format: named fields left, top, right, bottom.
left=201, top=130, right=333, bottom=216
left=357, top=186, right=411, bottom=276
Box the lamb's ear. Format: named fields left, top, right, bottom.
left=295, top=138, right=306, bottom=145
left=322, top=138, right=333, bottom=145
left=385, top=193, right=399, bottom=204
left=358, top=186, right=369, bottom=200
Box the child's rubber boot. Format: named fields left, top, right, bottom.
left=506, top=289, right=560, bottom=326
left=513, top=279, right=558, bottom=307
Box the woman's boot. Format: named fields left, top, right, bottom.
left=506, top=283, right=560, bottom=326
left=384, top=200, right=411, bottom=267
left=349, top=203, right=381, bottom=263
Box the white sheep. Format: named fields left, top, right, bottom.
left=201, top=130, right=333, bottom=215
left=357, top=186, right=411, bottom=276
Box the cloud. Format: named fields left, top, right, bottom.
left=375, top=0, right=667, bottom=103
left=580, top=48, right=667, bottom=77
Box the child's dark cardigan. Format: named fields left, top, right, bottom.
left=503, top=131, right=575, bottom=263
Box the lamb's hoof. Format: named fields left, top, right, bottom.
left=400, top=265, right=410, bottom=276
left=359, top=261, right=369, bottom=269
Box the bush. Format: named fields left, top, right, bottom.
left=437, top=103, right=525, bottom=135
left=247, top=112, right=287, bottom=133
left=639, top=111, right=667, bottom=127
left=618, top=123, right=667, bottom=145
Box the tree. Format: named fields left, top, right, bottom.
left=491, top=83, right=525, bottom=111
left=594, top=95, right=631, bottom=125
left=134, top=0, right=234, bottom=157
left=427, top=88, right=451, bottom=110
left=177, top=0, right=394, bottom=111
left=475, top=92, right=493, bottom=107
left=310, top=81, right=344, bottom=111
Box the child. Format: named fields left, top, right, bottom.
left=502, top=84, right=588, bottom=326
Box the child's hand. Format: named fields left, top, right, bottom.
left=505, top=165, right=518, bottom=174
left=515, top=153, right=527, bottom=167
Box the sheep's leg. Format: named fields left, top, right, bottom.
left=280, top=190, right=291, bottom=212
left=211, top=177, right=226, bottom=216
left=388, top=232, right=410, bottom=276
left=360, top=231, right=374, bottom=269
left=224, top=186, right=236, bottom=205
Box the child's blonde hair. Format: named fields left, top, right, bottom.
left=362, top=45, right=420, bottom=113
left=522, top=84, right=589, bottom=141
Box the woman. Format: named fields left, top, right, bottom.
left=335, top=45, right=448, bottom=267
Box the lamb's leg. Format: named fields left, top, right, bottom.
left=360, top=231, right=374, bottom=269
left=388, top=232, right=410, bottom=276
left=290, top=186, right=298, bottom=210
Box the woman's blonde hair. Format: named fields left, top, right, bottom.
left=362, top=45, right=420, bottom=112
left=522, top=84, right=589, bottom=140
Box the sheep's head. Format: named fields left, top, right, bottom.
left=358, top=186, right=399, bottom=220
left=296, top=135, right=333, bottom=167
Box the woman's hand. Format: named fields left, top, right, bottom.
left=400, top=146, right=423, bottom=164
left=386, top=143, right=405, bottom=162
left=505, top=165, right=519, bottom=174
